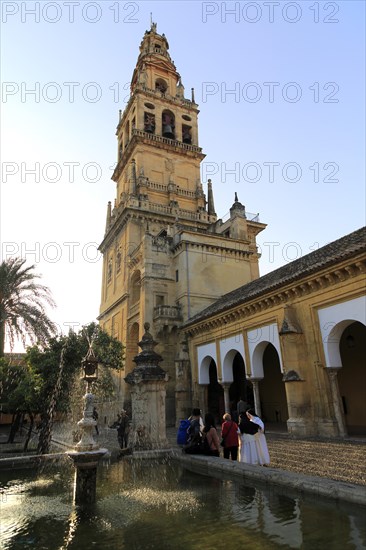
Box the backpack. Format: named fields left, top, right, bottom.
left=177, top=419, right=191, bottom=445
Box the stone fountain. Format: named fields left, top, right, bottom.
left=67, top=348, right=107, bottom=505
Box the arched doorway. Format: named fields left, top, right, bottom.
left=227, top=352, right=254, bottom=420
left=207, top=360, right=224, bottom=425
left=338, top=321, right=366, bottom=435
left=259, top=343, right=288, bottom=428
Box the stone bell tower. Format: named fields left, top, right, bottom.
left=98, top=22, right=266, bottom=423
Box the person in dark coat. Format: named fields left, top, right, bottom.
left=92, top=407, right=99, bottom=435
left=117, top=410, right=130, bottom=449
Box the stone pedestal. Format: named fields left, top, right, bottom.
left=67, top=380, right=107, bottom=505
left=68, top=449, right=107, bottom=505
left=125, top=323, right=169, bottom=450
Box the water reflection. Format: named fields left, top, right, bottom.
left=0, top=459, right=365, bottom=550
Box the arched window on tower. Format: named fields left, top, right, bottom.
left=162, top=110, right=175, bottom=139
left=125, top=121, right=130, bottom=147
left=130, top=270, right=141, bottom=304
left=144, top=112, right=155, bottom=133
left=155, top=78, right=168, bottom=95
left=182, top=125, right=192, bottom=144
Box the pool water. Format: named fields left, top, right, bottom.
left=1, top=457, right=365, bottom=549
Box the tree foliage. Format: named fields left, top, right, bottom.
left=1, top=323, right=124, bottom=453
left=0, top=258, right=57, bottom=357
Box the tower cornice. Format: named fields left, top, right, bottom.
left=112, top=129, right=204, bottom=182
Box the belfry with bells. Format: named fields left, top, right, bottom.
left=98, top=22, right=266, bottom=424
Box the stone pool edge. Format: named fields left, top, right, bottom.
left=172, top=452, right=366, bottom=507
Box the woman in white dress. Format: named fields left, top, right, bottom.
left=237, top=413, right=261, bottom=464
left=246, top=409, right=270, bottom=466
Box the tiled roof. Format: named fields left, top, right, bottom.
left=185, top=226, right=366, bottom=327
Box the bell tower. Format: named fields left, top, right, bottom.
left=98, top=23, right=266, bottom=423
left=113, top=22, right=206, bottom=215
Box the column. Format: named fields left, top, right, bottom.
left=250, top=378, right=262, bottom=418
left=222, top=383, right=231, bottom=414
left=327, top=368, right=346, bottom=437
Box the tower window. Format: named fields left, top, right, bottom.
left=125, top=120, right=130, bottom=147
left=162, top=110, right=175, bottom=140
left=155, top=78, right=167, bottom=94
left=182, top=125, right=192, bottom=144
left=144, top=112, right=155, bottom=134
left=156, top=295, right=165, bottom=306
left=175, top=270, right=179, bottom=282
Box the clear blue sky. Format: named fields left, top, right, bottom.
left=1, top=1, right=365, bottom=350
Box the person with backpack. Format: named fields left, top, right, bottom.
left=221, top=413, right=239, bottom=460
left=177, top=418, right=191, bottom=445
left=202, top=413, right=220, bottom=457
left=183, top=408, right=203, bottom=454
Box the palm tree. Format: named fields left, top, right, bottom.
left=0, top=258, right=57, bottom=357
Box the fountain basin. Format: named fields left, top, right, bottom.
left=1, top=457, right=365, bottom=549
left=67, top=449, right=108, bottom=467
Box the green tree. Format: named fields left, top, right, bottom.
left=26, top=323, right=124, bottom=454
left=0, top=258, right=57, bottom=357
left=0, top=357, right=41, bottom=450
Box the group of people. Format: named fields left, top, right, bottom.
left=182, top=407, right=270, bottom=466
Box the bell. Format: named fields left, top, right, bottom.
left=145, top=124, right=154, bottom=133
left=183, top=133, right=191, bottom=144
left=163, top=124, right=174, bottom=139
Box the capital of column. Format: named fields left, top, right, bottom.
left=327, top=367, right=341, bottom=381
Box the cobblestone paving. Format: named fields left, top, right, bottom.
left=266, top=436, right=366, bottom=486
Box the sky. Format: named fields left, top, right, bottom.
left=1, top=0, right=365, bottom=352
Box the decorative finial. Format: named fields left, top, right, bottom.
left=234, top=192, right=238, bottom=202
left=144, top=322, right=150, bottom=333
left=150, top=14, right=157, bottom=32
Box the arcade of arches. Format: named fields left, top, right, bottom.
left=184, top=229, right=366, bottom=438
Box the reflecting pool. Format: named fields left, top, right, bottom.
left=1, top=458, right=365, bottom=549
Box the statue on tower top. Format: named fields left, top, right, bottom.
left=150, top=13, right=157, bottom=33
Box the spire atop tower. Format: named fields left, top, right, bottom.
left=230, top=192, right=246, bottom=218
left=207, top=179, right=216, bottom=216
left=105, top=201, right=111, bottom=232
left=150, top=13, right=157, bottom=33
